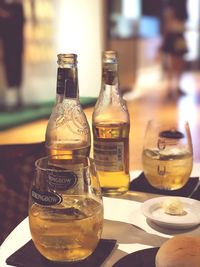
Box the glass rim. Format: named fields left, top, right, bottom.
left=35, top=155, right=94, bottom=172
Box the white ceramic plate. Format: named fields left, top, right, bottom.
left=141, top=196, right=200, bottom=229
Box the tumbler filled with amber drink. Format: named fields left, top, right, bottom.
left=142, top=120, right=193, bottom=190
left=28, top=155, right=103, bottom=263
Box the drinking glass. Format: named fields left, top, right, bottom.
left=142, top=120, right=193, bottom=190
left=28, top=155, right=103, bottom=263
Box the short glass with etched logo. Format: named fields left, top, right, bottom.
left=28, top=155, right=103, bottom=262
left=142, top=120, right=193, bottom=190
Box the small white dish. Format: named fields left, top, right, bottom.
left=141, top=196, right=200, bottom=229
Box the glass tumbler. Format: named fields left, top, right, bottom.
left=142, top=120, right=193, bottom=190
left=28, top=155, right=103, bottom=263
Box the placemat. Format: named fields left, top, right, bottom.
left=6, top=239, right=116, bottom=267
left=190, top=186, right=200, bottom=200
left=130, top=172, right=200, bottom=200
left=112, top=247, right=159, bottom=267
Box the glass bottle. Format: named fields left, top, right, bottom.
left=92, top=50, right=130, bottom=196
left=45, top=54, right=91, bottom=159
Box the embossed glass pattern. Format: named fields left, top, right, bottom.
left=45, top=54, right=91, bottom=159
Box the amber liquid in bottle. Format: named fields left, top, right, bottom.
left=93, top=121, right=130, bottom=195
left=92, top=51, right=130, bottom=195
left=46, top=145, right=90, bottom=159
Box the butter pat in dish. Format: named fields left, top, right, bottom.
left=162, top=197, right=184, bottom=215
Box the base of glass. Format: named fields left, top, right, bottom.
left=101, top=187, right=128, bottom=196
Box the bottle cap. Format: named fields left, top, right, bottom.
left=103, top=51, right=117, bottom=63
left=57, top=54, right=77, bottom=66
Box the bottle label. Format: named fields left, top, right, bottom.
left=56, top=68, right=66, bottom=95
left=56, top=68, right=77, bottom=97
left=94, top=141, right=124, bottom=171
left=65, top=77, right=77, bottom=98
left=103, top=69, right=117, bottom=85
left=31, top=187, right=62, bottom=206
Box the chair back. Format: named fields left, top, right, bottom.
left=0, top=142, right=45, bottom=244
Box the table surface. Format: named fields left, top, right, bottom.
left=0, top=168, right=200, bottom=267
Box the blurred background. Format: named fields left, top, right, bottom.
left=0, top=0, right=199, bottom=106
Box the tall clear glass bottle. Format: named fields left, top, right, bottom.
left=45, top=54, right=91, bottom=159
left=92, top=51, right=130, bottom=195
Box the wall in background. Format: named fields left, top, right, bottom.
left=54, top=0, right=105, bottom=98
left=0, top=0, right=105, bottom=105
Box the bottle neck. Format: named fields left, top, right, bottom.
left=56, top=67, right=78, bottom=101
